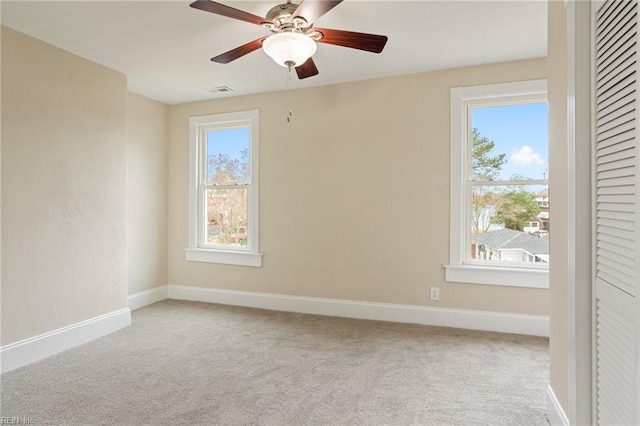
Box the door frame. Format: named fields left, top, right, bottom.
left=566, top=0, right=594, bottom=424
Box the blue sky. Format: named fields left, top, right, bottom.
left=472, top=102, right=548, bottom=180
left=207, top=127, right=249, bottom=160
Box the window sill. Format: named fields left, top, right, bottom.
left=444, top=264, right=548, bottom=288
left=185, top=248, right=262, bottom=267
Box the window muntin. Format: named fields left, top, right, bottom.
left=467, top=101, right=549, bottom=269
left=446, top=80, right=548, bottom=288
left=187, top=110, right=260, bottom=267
left=202, top=127, right=250, bottom=250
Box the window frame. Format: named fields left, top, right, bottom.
left=186, top=110, right=262, bottom=267
left=445, top=80, right=548, bottom=288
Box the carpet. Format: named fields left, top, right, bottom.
left=1, top=299, right=549, bottom=425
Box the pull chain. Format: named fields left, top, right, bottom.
left=286, top=65, right=293, bottom=123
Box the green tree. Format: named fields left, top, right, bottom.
left=472, top=128, right=506, bottom=181
left=471, top=128, right=507, bottom=233
left=494, top=189, right=541, bottom=231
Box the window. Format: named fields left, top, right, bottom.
left=445, top=80, right=548, bottom=288
left=186, top=110, right=261, bottom=267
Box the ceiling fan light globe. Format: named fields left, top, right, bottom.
left=262, top=32, right=317, bottom=68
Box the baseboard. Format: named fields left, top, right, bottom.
left=167, top=285, right=549, bottom=337
left=0, top=307, right=131, bottom=374
left=546, top=385, right=570, bottom=426
left=128, top=286, right=169, bottom=311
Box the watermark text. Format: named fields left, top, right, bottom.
left=1, top=417, right=34, bottom=425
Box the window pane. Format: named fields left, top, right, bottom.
left=471, top=102, right=548, bottom=181
left=471, top=184, right=549, bottom=265
left=206, top=188, right=248, bottom=247
left=206, top=128, right=250, bottom=185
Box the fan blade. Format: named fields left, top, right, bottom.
left=190, top=1, right=267, bottom=26
left=314, top=28, right=388, bottom=53
left=211, top=37, right=268, bottom=64
left=293, top=0, right=342, bottom=25
left=295, top=58, right=319, bottom=79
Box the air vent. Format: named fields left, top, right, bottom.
left=207, top=86, right=233, bottom=94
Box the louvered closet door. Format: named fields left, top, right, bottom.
left=594, top=1, right=640, bottom=425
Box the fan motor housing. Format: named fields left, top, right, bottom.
left=263, top=2, right=309, bottom=32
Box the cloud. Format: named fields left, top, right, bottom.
left=510, top=145, right=543, bottom=165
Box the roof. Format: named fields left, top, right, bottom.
left=472, top=228, right=549, bottom=255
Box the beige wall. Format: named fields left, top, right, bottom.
left=1, top=27, right=128, bottom=345
left=127, top=93, right=169, bottom=295
left=547, top=0, right=569, bottom=414
left=168, top=58, right=550, bottom=316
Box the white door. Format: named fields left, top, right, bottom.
left=593, top=1, right=640, bottom=424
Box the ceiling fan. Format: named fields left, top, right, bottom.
left=190, top=0, right=389, bottom=79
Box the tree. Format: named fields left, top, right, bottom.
left=471, top=128, right=506, bottom=181
left=207, top=148, right=249, bottom=185
left=494, top=189, right=541, bottom=231
left=470, top=129, right=544, bottom=234
left=471, top=128, right=507, bottom=233
left=206, top=149, right=249, bottom=245
left=472, top=191, right=501, bottom=233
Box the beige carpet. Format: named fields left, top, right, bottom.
left=1, top=300, right=549, bottom=425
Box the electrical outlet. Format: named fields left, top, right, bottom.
left=430, top=287, right=440, bottom=301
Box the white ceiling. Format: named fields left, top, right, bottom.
left=1, top=1, right=547, bottom=105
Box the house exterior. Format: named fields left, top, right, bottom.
left=524, top=191, right=550, bottom=234
left=523, top=216, right=546, bottom=235
left=472, top=228, right=549, bottom=263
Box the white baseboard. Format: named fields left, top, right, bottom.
left=167, top=285, right=549, bottom=337
left=546, top=385, right=570, bottom=426
left=0, top=308, right=131, bottom=374
left=128, top=286, right=169, bottom=311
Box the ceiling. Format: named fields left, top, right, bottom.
left=1, top=1, right=547, bottom=105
